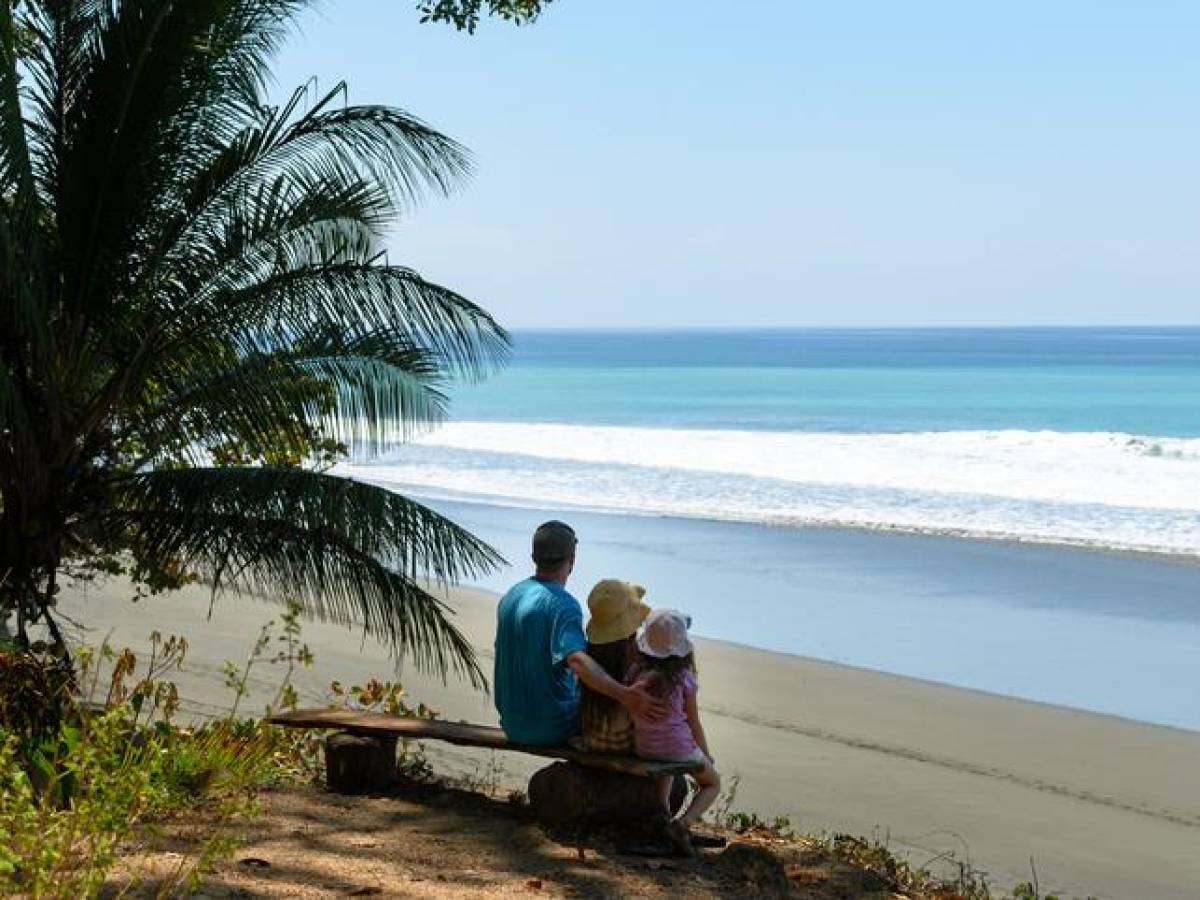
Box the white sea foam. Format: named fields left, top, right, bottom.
left=337, top=422, right=1200, bottom=556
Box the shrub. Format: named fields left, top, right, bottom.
left=0, top=603, right=440, bottom=896
left=0, top=649, right=75, bottom=743
left=0, top=708, right=169, bottom=897
left=0, top=632, right=286, bottom=896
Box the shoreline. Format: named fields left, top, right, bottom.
left=412, top=494, right=1200, bottom=732
left=695, top=628, right=1200, bottom=739
left=57, top=576, right=1200, bottom=899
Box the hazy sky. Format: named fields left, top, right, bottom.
left=273, top=1, right=1200, bottom=328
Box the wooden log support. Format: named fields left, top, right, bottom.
left=527, top=761, right=689, bottom=829
left=325, top=732, right=397, bottom=794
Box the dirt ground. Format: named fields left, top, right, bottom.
left=105, top=781, right=906, bottom=899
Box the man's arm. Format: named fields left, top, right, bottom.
left=567, top=651, right=668, bottom=721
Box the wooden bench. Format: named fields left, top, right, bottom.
left=268, top=708, right=703, bottom=827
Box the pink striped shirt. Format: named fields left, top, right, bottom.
left=629, top=668, right=699, bottom=761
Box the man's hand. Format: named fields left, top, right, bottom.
left=568, top=651, right=668, bottom=721
left=622, top=681, right=669, bottom=722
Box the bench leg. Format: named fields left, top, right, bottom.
left=528, top=761, right=689, bottom=829
left=325, top=732, right=397, bottom=794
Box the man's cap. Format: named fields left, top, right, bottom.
left=532, top=520, right=577, bottom=566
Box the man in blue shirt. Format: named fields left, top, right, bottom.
left=494, top=521, right=662, bottom=745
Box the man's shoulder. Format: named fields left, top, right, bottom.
left=544, top=582, right=582, bottom=618
left=501, top=577, right=549, bottom=604
left=499, top=577, right=533, bottom=604
left=501, top=578, right=579, bottom=609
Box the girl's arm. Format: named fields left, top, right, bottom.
left=685, top=689, right=713, bottom=762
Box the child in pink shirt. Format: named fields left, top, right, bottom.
left=629, top=608, right=721, bottom=854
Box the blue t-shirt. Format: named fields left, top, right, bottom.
left=494, top=577, right=588, bottom=745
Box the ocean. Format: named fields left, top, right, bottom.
left=348, top=327, right=1200, bottom=557
left=338, top=327, right=1200, bottom=729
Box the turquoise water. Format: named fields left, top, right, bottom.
left=452, top=328, right=1200, bottom=436
left=347, top=327, right=1200, bottom=557
left=453, top=364, right=1200, bottom=435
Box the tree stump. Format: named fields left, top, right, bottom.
left=324, top=732, right=397, bottom=794
left=527, top=761, right=689, bottom=829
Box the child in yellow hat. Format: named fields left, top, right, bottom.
left=577, top=579, right=651, bottom=753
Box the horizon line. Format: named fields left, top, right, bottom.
left=503, top=323, right=1200, bottom=333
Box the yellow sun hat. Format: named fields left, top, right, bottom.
left=586, top=579, right=651, bottom=645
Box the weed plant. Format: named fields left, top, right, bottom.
left=705, top=774, right=1081, bottom=900
left=0, top=613, right=316, bottom=896
left=0, top=597, right=446, bottom=898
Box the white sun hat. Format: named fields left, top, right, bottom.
left=636, top=608, right=694, bottom=659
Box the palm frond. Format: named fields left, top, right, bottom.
left=112, top=467, right=504, bottom=685
left=133, top=330, right=449, bottom=463
left=0, top=3, right=50, bottom=348
left=50, top=0, right=305, bottom=318
left=140, top=87, right=470, bottom=306
left=19, top=0, right=101, bottom=209
left=177, top=174, right=392, bottom=296
left=0, top=3, right=40, bottom=198
left=177, top=264, right=510, bottom=382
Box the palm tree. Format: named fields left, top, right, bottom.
left=0, top=0, right=509, bottom=686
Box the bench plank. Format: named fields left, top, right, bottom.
left=268, top=708, right=702, bottom=778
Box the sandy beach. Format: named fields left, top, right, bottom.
left=57, top=577, right=1200, bottom=900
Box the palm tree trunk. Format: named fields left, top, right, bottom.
left=0, top=493, right=66, bottom=653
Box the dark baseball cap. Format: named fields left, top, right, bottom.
left=532, top=520, right=577, bottom=566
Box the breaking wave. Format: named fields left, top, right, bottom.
left=337, top=423, right=1200, bottom=557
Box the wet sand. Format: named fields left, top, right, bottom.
left=422, top=496, right=1200, bottom=732
left=57, top=579, right=1200, bottom=900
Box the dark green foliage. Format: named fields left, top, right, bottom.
left=0, top=1, right=508, bottom=683
left=418, top=0, right=553, bottom=32
left=0, top=650, right=74, bottom=743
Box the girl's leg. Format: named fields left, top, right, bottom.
left=677, top=761, right=721, bottom=828
left=655, top=774, right=673, bottom=813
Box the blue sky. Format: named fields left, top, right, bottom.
left=273, top=1, right=1200, bottom=328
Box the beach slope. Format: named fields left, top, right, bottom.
left=58, top=579, right=1200, bottom=899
